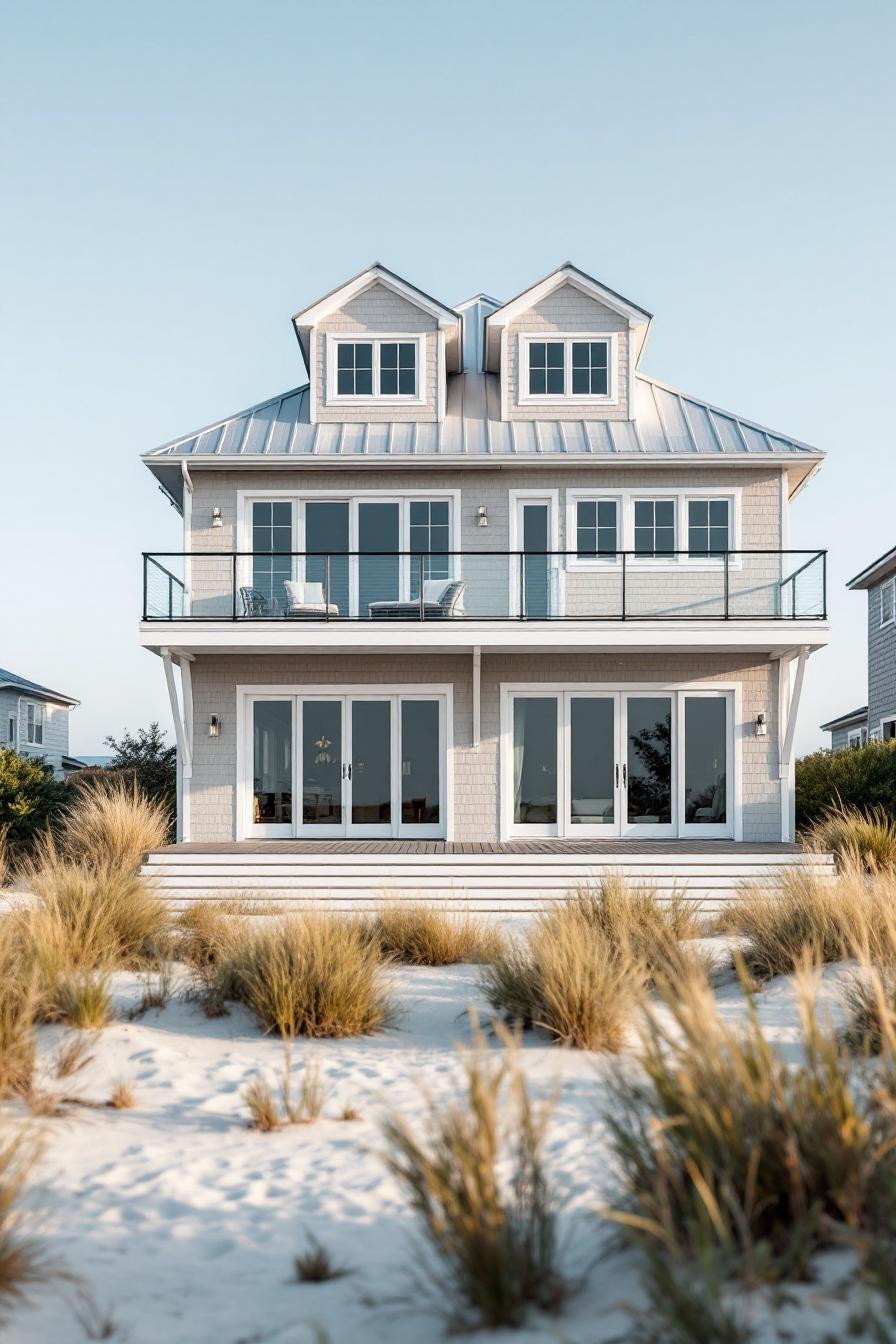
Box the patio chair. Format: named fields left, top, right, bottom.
left=368, top=579, right=466, bottom=621
left=283, top=580, right=340, bottom=619
left=239, top=586, right=270, bottom=617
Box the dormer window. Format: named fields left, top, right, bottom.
left=328, top=335, right=422, bottom=403
left=519, top=334, right=616, bottom=403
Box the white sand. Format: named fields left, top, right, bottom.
left=2, top=952, right=886, bottom=1344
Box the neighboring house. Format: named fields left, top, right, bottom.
left=138, top=261, right=831, bottom=903
left=0, top=667, right=83, bottom=776
left=822, top=545, right=896, bottom=749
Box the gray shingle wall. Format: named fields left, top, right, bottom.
left=314, top=283, right=439, bottom=424
left=0, top=687, right=70, bottom=774
left=187, top=651, right=782, bottom=844
left=504, top=284, right=630, bottom=421
left=868, top=579, right=896, bottom=733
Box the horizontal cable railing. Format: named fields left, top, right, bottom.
left=141, top=550, right=828, bottom=622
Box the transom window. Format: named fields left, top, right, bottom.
left=331, top=337, right=419, bottom=400
left=576, top=499, right=618, bottom=558
left=523, top=335, right=613, bottom=400
left=25, top=702, right=44, bottom=746
left=881, top=577, right=895, bottom=627
left=634, top=500, right=676, bottom=556
left=688, top=499, right=730, bottom=556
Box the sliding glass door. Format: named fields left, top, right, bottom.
left=246, top=692, right=446, bottom=839
left=507, top=688, right=732, bottom=839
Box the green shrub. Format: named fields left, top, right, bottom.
left=0, top=749, right=66, bottom=862
left=796, top=740, right=896, bottom=831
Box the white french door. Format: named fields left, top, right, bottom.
left=247, top=692, right=446, bottom=839
left=507, top=688, right=733, bottom=840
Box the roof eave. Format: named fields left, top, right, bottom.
left=820, top=707, right=868, bottom=731
left=848, top=546, right=896, bottom=590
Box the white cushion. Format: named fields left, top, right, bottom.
left=423, top=579, right=449, bottom=603
left=303, top=582, right=325, bottom=604
left=284, top=580, right=326, bottom=607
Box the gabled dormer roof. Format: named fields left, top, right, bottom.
left=484, top=262, right=653, bottom=372
left=291, top=262, right=463, bottom=374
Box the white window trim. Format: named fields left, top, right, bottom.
left=325, top=333, right=427, bottom=406
left=25, top=701, right=44, bottom=746
left=880, top=576, right=895, bottom=628
left=847, top=727, right=867, bottom=748
left=565, top=488, right=741, bottom=571
left=499, top=680, right=741, bottom=842
left=880, top=717, right=896, bottom=742
left=238, top=489, right=461, bottom=614
left=517, top=332, right=618, bottom=405
left=235, top=682, right=454, bottom=842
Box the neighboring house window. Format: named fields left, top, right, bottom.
left=331, top=338, right=419, bottom=400
left=847, top=727, right=868, bottom=748
left=634, top=500, right=675, bottom=557
left=25, top=702, right=44, bottom=746
left=882, top=719, right=896, bottom=741
left=576, top=500, right=618, bottom=558
left=881, top=577, right=895, bottom=627
left=688, top=499, right=730, bottom=557
left=523, top=335, right=614, bottom=400
left=7, top=715, right=15, bottom=745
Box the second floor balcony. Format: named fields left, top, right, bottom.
left=143, top=548, right=827, bottom=625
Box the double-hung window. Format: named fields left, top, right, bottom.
left=524, top=336, right=613, bottom=400
left=25, top=702, right=43, bottom=746
left=576, top=499, right=618, bottom=559
left=332, top=337, right=419, bottom=400
left=687, top=499, right=730, bottom=557
left=634, top=500, right=676, bottom=557
left=881, top=577, right=895, bottom=627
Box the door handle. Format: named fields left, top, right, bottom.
left=622, top=764, right=627, bottom=786
left=342, top=763, right=352, bottom=781
left=615, top=763, right=619, bottom=787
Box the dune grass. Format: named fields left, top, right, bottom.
left=59, top=781, right=170, bottom=874
left=604, top=962, right=896, bottom=1285
left=381, top=1024, right=566, bottom=1330
left=806, top=801, right=896, bottom=872
left=0, top=1127, right=43, bottom=1317
left=480, top=880, right=696, bottom=1051
left=244, top=1046, right=327, bottom=1129
left=204, top=911, right=397, bottom=1038
left=0, top=923, right=38, bottom=1100
left=720, top=861, right=896, bottom=981
left=361, top=903, right=503, bottom=966
left=293, top=1233, right=351, bottom=1283
left=45, top=972, right=113, bottom=1030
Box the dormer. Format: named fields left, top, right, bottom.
left=483, top=263, right=652, bottom=422
left=292, top=263, right=461, bottom=424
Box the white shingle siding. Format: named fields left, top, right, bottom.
left=186, top=652, right=782, bottom=845
left=314, top=283, right=440, bottom=424
left=504, top=284, right=630, bottom=421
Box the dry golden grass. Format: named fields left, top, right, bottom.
left=478, top=883, right=690, bottom=1050
left=806, top=802, right=896, bottom=872
left=59, top=782, right=170, bottom=874
left=45, top=972, right=113, bottom=1030
left=243, top=1048, right=326, bottom=1130
left=293, top=1234, right=350, bottom=1283
left=382, top=1021, right=566, bottom=1330
left=604, top=960, right=896, bottom=1284
left=721, top=860, right=896, bottom=981
left=0, top=923, right=38, bottom=1099
left=0, top=824, right=9, bottom=889
left=361, top=903, right=503, bottom=966
left=208, top=911, right=397, bottom=1038
left=107, top=1082, right=134, bottom=1110
left=244, top=1078, right=280, bottom=1132
left=0, top=1127, right=43, bottom=1316
left=54, top=1033, right=95, bottom=1081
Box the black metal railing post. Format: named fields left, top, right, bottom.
left=621, top=551, right=626, bottom=620
left=168, top=573, right=174, bottom=620
left=418, top=554, right=425, bottom=621
left=724, top=550, right=730, bottom=620
left=232, top=554, right=238, bottom=620
left=822, top=550, right=827, bottom=620
left=142, top=555, right=148, bottom=621
left=324, top=554, right=331, bottom=623
left=519, top=552, right=526, bottom=619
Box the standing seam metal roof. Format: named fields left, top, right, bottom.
left=144, top=372, right=820, bottom=462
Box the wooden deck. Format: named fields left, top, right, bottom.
left=143, top=838, right=830, bottom=913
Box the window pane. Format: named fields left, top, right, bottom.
left=355, top=366, right=373, bottom=395
left=571, top=367, right=590, bottom=395
left=401, top=700, right=440, bottom=824
left=337, top=369, right=354, bottom=395
left=529, top=367, right=546, bottom=395
left=380, top=343, right=398, bottom=370
left=570, top=698, right=615, bottom=825
left=689, top=501, right=708, bottom=527
left=513, top=698, right=557, bottom=824
left=709, top=500, right=728, bottom=526
left=253, top=701, right=292, bottom=825
left=337, top=345, right=353, bottom=369
left=590, top=367, right=608, bottom=395
left=684, top=697, right=727, bottom=825
left=634, top=527, right=654, bottom=555
left=305, top=501, right=350, bottom=617
left=302, top=701, right=342, bottom=825
left=634, top=501, right=652, bottom=527
left=578, top=501, right=596, bottom=528
left=398, top=366, right=416, bottom=395
left=546, top=366, right=564, bottom=395
left=655, top=501, right=675, bottom=527
left=546, top=343, right=564, bottom=367
left=351, top=701, right=391, bottom=824
left=627, top=696, right=672, bottom=824
left=380, top=367, right=398, bottom=395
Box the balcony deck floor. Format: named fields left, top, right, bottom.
left=154, top=838, right=805, bottom=857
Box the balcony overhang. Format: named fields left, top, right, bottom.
left=139, top=618, right=829, bottom=660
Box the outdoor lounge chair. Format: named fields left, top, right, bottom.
left=283, top=580, right=340, bottom=619
left=239, top=586, right=271, bottom=617
left=367, top=579, right=466, bottom=621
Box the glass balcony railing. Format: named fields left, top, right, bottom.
left=142, top=549, right=827, bottom=623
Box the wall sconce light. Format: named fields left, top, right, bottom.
left=211, top=507, right=223, bottom=528
left=477, top=505, right=488, bottom=528
left=755, top=713, right=767, bottom=737
left=209, top=714, right=221, bottom=738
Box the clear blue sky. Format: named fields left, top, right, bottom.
left=2, top=0, right=892, bottom=756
